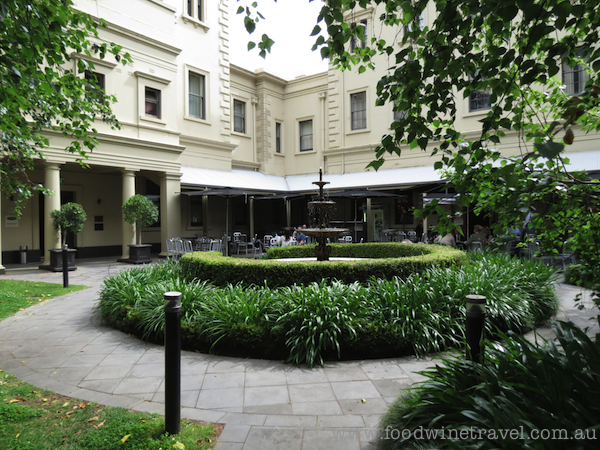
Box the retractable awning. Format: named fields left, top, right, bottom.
left=180, top=164, right=444, bottom=193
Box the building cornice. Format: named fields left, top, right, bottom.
left=100, top=18, right=182, bottom=57
left=323, top=143, right=377, bottom=156
left=179, top=135, right=238, bottom=153
left=70, top=52, right=118, bottom=69
left=232, top=160, right=261, bottom=170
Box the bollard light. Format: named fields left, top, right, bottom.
left=164, top=291, right=182, bottom=435
left=465, top=294, right=486, bottom=363
left=62, top=243, right=69, bottom=288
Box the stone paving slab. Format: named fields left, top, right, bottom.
left=1, top=258, right=598, bottom=449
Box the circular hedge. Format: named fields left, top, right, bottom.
left=180, top=243, right=466, bottom=287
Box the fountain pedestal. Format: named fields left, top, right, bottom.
left=303, top=170, right=348, bottom=261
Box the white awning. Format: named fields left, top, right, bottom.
left=180, top=166, right=290, bottom=192
left=180, top=164, right=444, bottom=193
left=563, top=149, right=600, bottom=172
left=180, top=149, right=600, bottom=194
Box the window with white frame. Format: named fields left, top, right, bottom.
left=145, top=87, right=161, bottom=118
left=188, top=71, right=205, bottom=119
left=233, top=99, right=246, bottom=133
left=563, top=48, right=590, bottom=96
left=350, top=20, right=367, bottom=52
left=84, top=71, right=105, bottom=104
left=350, top=91, right=367, bottom=130
left=469, top=89, right=491, bottom=112
left=275, top=122, right=282, bottom=153
left=299, top=119, right=313, bottom=152
left=185, top=0, right=203, bottom=22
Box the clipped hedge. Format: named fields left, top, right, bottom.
left=179, top=243, right=466, bottom=287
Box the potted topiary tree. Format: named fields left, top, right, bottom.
left=48, top=202, right=87, bottom=272
left=121, top=194, right=159, bottom=264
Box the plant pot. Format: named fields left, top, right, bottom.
left=42, top=248, right=77, bottom=272
left=121, top=244, right=152, bottom=264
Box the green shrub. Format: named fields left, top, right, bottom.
left=180, top=243, right=466, bottom=287
left=97, top=253, right=558, bottom=367
left=274, top=281, right=369, bottom=367
left=377, top=321, right=600, bottom=450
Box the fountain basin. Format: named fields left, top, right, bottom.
left=301, top=227, right=348, bottom=261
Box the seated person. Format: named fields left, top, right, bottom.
left=295, top=228, right=307, bottom=245
left=482, top=226, right=494, bottom=243
left=466, top=225, right=487, bottom=247
left=280, top=229, right=294, bottom=247
left=507, top=227, right=521, bottom=239
left=435, top=230, right=456, bottom=247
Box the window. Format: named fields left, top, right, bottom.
left=350, top=91, right=367, bottom=130
left=188, top=72, right=205, bottom=119
left=186, top=0, right=203, bottom=21
left=275, top=122, right=282, bottom=153
left=350, top=20, right=367, bottom=52
left=145, top=87, right=161, bottom=118
left=233, top=99, right=246, bottom=133
left=84, top=71, right=105, bottom=103
left=299, top=120, right=313, bottom=152
left=404, top=13, right=424, bottom=35
left=393, top=100, right=407, bottom=121
left=563, top=48, right=590, bottom=96
left=469, top=89, right=491, bottom=112
left=190, top=196, right=203, bottom=227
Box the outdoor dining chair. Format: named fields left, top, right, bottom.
left=165, top=239, right=176, bottom=258
left=209, top=239, right=222, bottom=252
left=469, top=241, right=484, bottom=252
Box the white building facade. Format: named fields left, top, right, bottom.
left=1, top=0, right=598, bottom=270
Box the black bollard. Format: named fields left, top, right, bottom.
left=62, top=244, right=69, bottom=288
left=164, top=291, right=182, bottom=435
left=465, top=295, right=486, bottom=363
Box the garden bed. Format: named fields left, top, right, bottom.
left=96, top=252, right=559, bottom=367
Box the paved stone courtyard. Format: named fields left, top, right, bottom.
left=0, top=258, right=597, bottom=449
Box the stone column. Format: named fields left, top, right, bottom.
left=366, top=197, right=373, bottom=243
left=159, top=172, right=182, bottom=257
left=121, top=169, right=137, bottom=260
left=249, top=196, right=255, bottom=240
left=41, top=162, right=61, bottom=267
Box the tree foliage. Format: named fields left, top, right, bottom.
left=240, top=0, right=600, bottom=279
left=122, top=194, right=159, bottom=245
left=50, top=202, right=87, bottom=245
left=0, top=0, right=131, bottom=215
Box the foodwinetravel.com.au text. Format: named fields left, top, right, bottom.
left=332, top=426, right=597, bottom=442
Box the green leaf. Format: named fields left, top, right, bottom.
left=534, top=141, right=564, bottom=159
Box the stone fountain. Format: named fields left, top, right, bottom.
left=302, top=169, right=348, bottom=261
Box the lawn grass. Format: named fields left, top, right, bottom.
left=0, top=280, right=87, bottom=320
left=0, top=370, right=221, bottom=450
left=0, top=279, right=221, bottom=449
